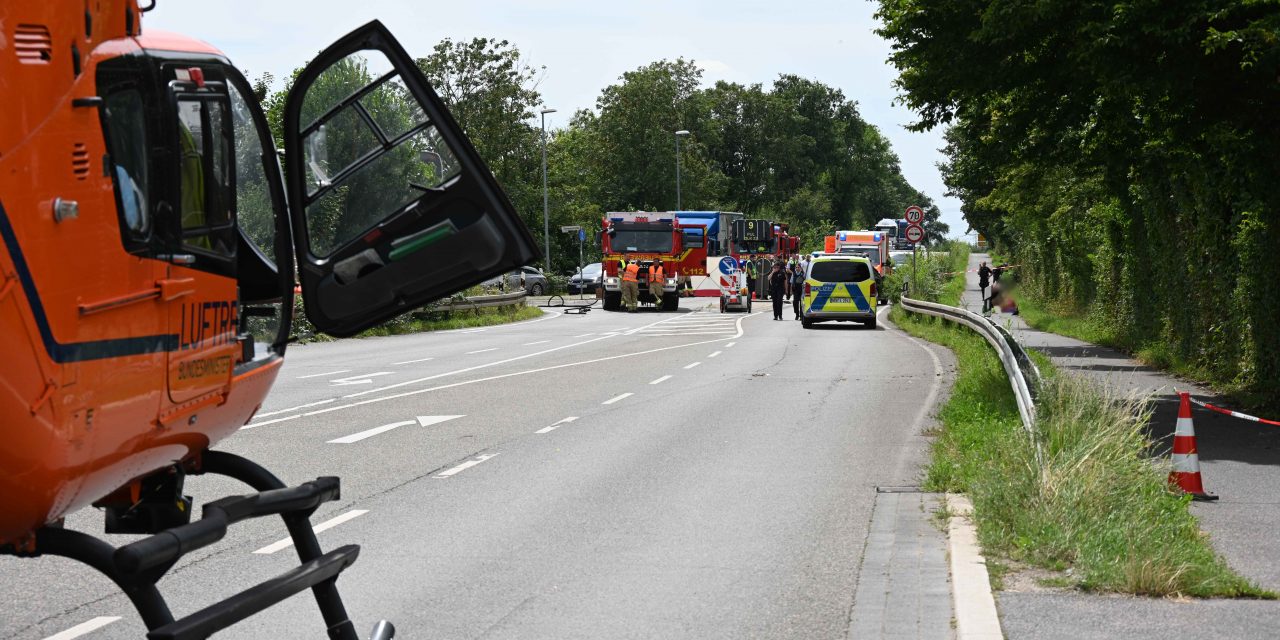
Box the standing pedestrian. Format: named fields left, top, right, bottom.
left=978, top=261, right=991, bottom=312
left=769, top=262, right=787, bottom=320
left=647, top=261, right=665, bottom=307
left=621, top=258, right=640, bottom=312
left=790, top=262, right=806, bottom=320
left=745, top=255, right=758, bottom=301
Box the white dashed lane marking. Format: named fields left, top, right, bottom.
left=466, top=348, right=498, bottom=354
left=649, top=375, right=672, bottom=385
left=683, top=362, right=702, bottom=370
left=523, top=340, right=551, bottom=346
left=707, top=351, right=722, bottom=358
left=602, top=393, right=633, bottom=405
left=391, top=357, right=434, bottom=365
left=436, top=454, right=500, bottom=478
left=253, top=510, right=369, bottom=554
left=536, top=417, right=578, bottom=434
left=42, top=617, right=121, bottom=640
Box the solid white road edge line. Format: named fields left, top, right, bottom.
left=41, top=617, right=121, bottom=640
left=391, top=357, right=434, bottom=365
left=328, top=415, right=464, bottom=444
left=256, top=312, right=761, bottom=426
left=436, top=454, right=499, bottom=478
left=296, top=369, right=350, bottom=379
left=602, top=392, right=633, bottom=405
left=254, top=398, right=335, bottom=418
left=253, top=510, right=369, bottom=555
left=707, top=351, right=722, bottom=358
left=649, top=375, right=672, bottom=385
left=683, top=362, right=702, bottom=370
left=535, top=416, right=579, bottom=434
left=946, top=494, right=1004, bottom=640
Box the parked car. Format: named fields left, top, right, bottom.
left=567, top=262, right=603, bottom=294
left=481, top=266, right=549, bottom=295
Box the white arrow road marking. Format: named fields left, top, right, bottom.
left=602, top=392, right=633, bottom=405
left=436, top=454, right=499, bottom=478
left=649, top=375, right=673, bottom=385
left=392, top=357, right=434, bottom=365
left=328, top=415, right=464, bottom=444
left=536, top=416, right=579, bottom=434
left=297, top=369, right=350, bottom=379
left=330, top=372, right=394, bottom=386
left=42, top=617, right=121, bottom=640
left=253, top=510, right=369, bottom=555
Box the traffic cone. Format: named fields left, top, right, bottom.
left=1169, top=392, right=1218, bottom=501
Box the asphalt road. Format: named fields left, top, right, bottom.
left=0, top=298, right=954, bottom=639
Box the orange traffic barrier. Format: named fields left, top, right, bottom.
left=1169, top=392, right=1218, bottom=501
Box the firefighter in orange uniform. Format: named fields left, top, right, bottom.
left=648, top=261, right=665, bottom=307
left=622, top=258, right=641, bottom=312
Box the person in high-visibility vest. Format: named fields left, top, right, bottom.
left=744, top=256, right=758, bottom=300
left=621, top=259, right=640, bottom=312
left=648, top=262, right=665, bottom=306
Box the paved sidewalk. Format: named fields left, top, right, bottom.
left=964, top=253, right=1280, bottom=639
left=848, top=491, right=953, bottom=639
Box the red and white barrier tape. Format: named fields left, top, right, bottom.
left=1185, top=394, right=1280, bottom=427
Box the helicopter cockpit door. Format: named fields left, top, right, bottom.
left=282, top=21, right=539, bottom=337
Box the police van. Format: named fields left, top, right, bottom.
left=801, top=254, right=878, bottom=329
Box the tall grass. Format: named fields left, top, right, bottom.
left=885, top=241, right=970, bottom=305
left=893, top=278, right=1268, bottom=597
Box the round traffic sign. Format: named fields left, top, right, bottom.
left=905, top=224, right=925, bottom=243
left=904, top=205, right=924, bottom=224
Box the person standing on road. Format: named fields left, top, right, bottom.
left=978, top=261, right=991, bottom=311
left=621, top=258, right=640, bottom=312
left=745, top=256, right=758, bottom=301
left=647, top=261, right=665, bottom=306
left=790, top=262, right=805, bottom=320
left=769, top=262, right=787, bottom=320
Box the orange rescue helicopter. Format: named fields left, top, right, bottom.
left=0, top=1, right=538, bottom=637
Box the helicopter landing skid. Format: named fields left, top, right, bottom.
left=3, top=451, right=393, bottom=640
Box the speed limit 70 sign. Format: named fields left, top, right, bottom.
left=905, top=224, right=925, bottom=244
left=904, top=205, right=924, bottom=224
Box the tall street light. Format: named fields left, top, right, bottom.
left=541, top=108, right=557, bottom=274
left=675, top=129, right=690, bottom=210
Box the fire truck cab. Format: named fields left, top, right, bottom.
left=600, top=211, right=706, bottom=311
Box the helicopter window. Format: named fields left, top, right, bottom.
left=175, top=96, right=235, bottom=257
left=104, top=89, right=151, bottom=239
left=298, top=50, right=460, bottom=257
left=228, top=83, right=277, bottom=264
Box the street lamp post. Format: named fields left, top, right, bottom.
left=541, top=108, right=557, bottom=274
left=675, top=129, right=690, bottom=210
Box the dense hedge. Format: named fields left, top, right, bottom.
left=875, top=0, right=1280, bottom=401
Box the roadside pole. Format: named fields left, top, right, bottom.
left=562, top=225, right=586, bottom=300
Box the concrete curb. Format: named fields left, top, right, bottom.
left=947, top=493, right=1004, bottom=639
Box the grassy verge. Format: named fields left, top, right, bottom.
left=357, top=304, right=544, bottom=337
left=891, top=281, right=1268, bottom=597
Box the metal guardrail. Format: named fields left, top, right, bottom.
left=899, top=296, right=1043, bottom=460
left=424, top=290, right=527, bottom=314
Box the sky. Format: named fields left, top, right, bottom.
left=144, top=0, right=968, bottom=239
